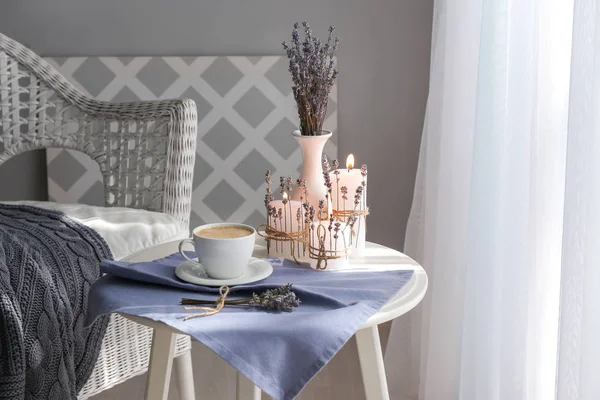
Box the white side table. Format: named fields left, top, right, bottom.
left=121, top=241, right=428, bottom=400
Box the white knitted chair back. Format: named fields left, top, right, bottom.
left=0, top=32, right=196, bottom=398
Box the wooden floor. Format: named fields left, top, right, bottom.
left=91, top=322, right=392, bottom=400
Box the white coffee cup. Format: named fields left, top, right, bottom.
left=178, top=223, right=256, bottom=280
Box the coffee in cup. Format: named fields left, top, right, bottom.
left=179, top=223, right=256, bottom=280
left=195, top=225, right=253, bottom=239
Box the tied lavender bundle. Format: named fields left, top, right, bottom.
left=181, top=284, right=301, bottom=314
left=282, top=22, right=339, bottom=136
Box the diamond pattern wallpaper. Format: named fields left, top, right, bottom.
left=44, top=56, right=338, bottom=230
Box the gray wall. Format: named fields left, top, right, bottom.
left=0, top=0, right=431, bottom=248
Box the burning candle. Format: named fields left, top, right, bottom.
left=328, top=154, right=368, bottom=248
left=347, top=153, right=354, bottom=169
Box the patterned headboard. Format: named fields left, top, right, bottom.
left=44, top=56, right=337, bottom=229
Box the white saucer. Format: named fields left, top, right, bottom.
left=175, top=257, right=273, bottom=287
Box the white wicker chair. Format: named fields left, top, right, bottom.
left=0, top=32, right=197, bottom=398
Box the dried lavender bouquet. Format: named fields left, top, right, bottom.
left=283, top=22, right=339, bottom=136
left=181, top=284, right=301, bottom=312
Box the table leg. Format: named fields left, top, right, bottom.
left=173, top=346, right=196, bottom=400
left=356, top=325, right=390, bottom=400
left=237, top=371, right=261, bottom=400
left=145, top=328, right=176, bottom=400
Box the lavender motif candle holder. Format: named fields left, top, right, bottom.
left=257, top=164, right=368, bottom=270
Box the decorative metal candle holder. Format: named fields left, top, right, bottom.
left=257, top=166, right=368, bottom=270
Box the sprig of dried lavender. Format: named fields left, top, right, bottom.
left=249, top=284, right=301, bottom=312
left=323, top=171, right=333, bottom=195
left=295, top=178, right=305, bottom=202
left=264, top=170, right=272, bottom=207
left=300, top=179, right=308, bottom=199
left=354, top=186, right=364, bottom=208
left=333, top=221, right=341, bottom=240
left=264, top=171, right=274, bottom=210
left=279, top=176, right=286, bottom=195
left=181, top=284, right=301, bottom=312
left=264, top=194, right=274, bottom=210
left=264, top=170, right=274, bottom=251
left=265, top=205, right=275, bottom=223
left=332, top=159, right=341, bottom=209
left=360, top=165, right=367, bottom=206
left=334, top=220, right=341, bottom=251
left=322, top=155, right=331, bottom=173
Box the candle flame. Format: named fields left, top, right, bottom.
left=346, top=154, right=355, bottom=170
left=283, top=192, right=288, bottom=200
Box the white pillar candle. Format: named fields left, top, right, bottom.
left=267, top=193, right=306, bottom=260
left=328, top=154, right=367, bottom=248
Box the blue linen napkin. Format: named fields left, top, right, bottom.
left=87, top=253, right=413, bottom=400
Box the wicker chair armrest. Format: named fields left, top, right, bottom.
left=1, top=32, right=195, bottom=120
left=79, top=98, right=197, bottom=121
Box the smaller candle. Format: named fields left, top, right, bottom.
left=304, top=195, right=351, bottom=270
left=308, top=222, right=351, bottom=270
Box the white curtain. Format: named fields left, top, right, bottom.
left=385, top=0, right=600, bottom=398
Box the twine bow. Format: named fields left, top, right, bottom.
left=183, top=285, right=230, bottom=320
left=314, top=224, right=330, bottom=270
left=257, top=224, right=310, bottom=264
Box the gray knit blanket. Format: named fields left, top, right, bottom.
left=0, top=205, right=111, bottom=399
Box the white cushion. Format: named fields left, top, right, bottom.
left=1, top=201, right=189, bottom=260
